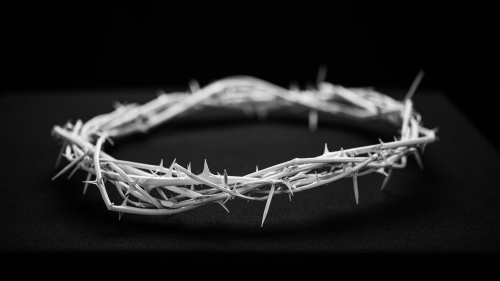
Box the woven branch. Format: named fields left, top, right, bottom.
left=51, top=73, right=437, bottom=226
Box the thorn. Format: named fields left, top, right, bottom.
left=256, top=165, right=259, bottom=172
left=67, top=163, right=81, bottom=180
left=55, top=143, right=66, bottom=168
left=316, top=64, right=328, bottom=85
left=166, top=158, right=177, bottom=177
left=261, top=184, right=276, bottom=227
left=216, top=200, right=230, bottom=213
left=223, top=193, right=232, bottom=204
left=404, top=70, right=425, bottom=101
left=119, top=198, right=127, bottom=220
left=106, top=137, right=115, bottom=146
left=324, top=143, right=329, bottom=155
left=420, top=143, right=427, bottom=154
left=315, top=171, right=320, bottom=182
left=308, top=110, right=318, bottom=132
left=63, top=119, right=73, bottom=129
left=125, top=178, right=140, bottom=197
left=376, top=168, right=388, bottom=177
left=187, top=162, right=191, bottom=172
left=83, top=173, right=91, bottom=195
left=329, top=165, right=335, bottom=173
left=353, top=170, right=359, bottom=205
left=82, top=177, right=104, bottom=187
left=283, top=180, right=294, bottom=196
left=413, top=150, right=424, bottom=171
left=380, top=169, right=393, bottom=191
left=189, top=79, right=200, bottom=93
left=51, top=150, right=89, bottom=181
left=223, top=169, right=228, bottom=188
left=289, top=193, right=292, bottom=202
left=190, top=184, right=195, bottom=191
left=173, top=165, right=182, bottom=178
left=200, top=159, right=212, bottom=176
left=155, top=159, right=164, bottom=174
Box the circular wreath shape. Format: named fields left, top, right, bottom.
left=51, top=74, right=437, bottom=226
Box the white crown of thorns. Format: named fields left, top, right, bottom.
left=51, top=70, right=437, bottom=226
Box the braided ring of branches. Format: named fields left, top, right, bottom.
left=51, top=72, right=437, bottom=226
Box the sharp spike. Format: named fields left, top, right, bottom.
left=223, top=169, right=228, bottom=188
left=375, top=168, right=388, bottom=177
left=55, top=143, right=66, bottom=168
left=51, top=150, right=89, bottom=181
left=125, top=178, right=140, bottom=197
left=67, top=163, right=81, bottom=180
left=315, top=171, right=320, bottom=182
left=284, top=180, right=294, bottom=196
left=404, top=70, right=425, bottom=101
left=156, top=187, right=169, bottom=200
left=190, top=184, right=195, bottom=191
left=289, top=193, right=292, bottom=202
left=413, top=150, right=424, bottom=171
left=216, top=201, right=230, bottom=213
left=261, top=184, right=276, bottom=227
left=189, top=79, right=200, bottom=93
left=82, top=177, right=103, bottom=187
left=174, top=165, right=182, bottom=178
left=324, top=143, right=330, bottom=155
left=380, top=169, right=393, bottom=191
left=353, top=170, right=359, bottom=205
left=156, top=159, right=164, bottom=174
left=83, top=172, right=91, bottom=195
left=420, top=143, right=427, bottom=154
left=106, top=137, right=115, bottom=146
left=316, top=64, right=328, bottom=85
left=118, top=200, right=127, bottom=221
left=187, top=162, right=191, bottom=172
left=308, top=110, right=318, bottom=132
left=201, top=159, right=212, bottom=176
left=256, top=165, right=259, bottom=172
left=166, top=158, right=177, bottom=177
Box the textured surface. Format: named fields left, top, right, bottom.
left=1, top=89, right=499, bottom=274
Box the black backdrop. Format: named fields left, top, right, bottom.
left=4, top=2, right=498, bottom=151
left=2, top=2, right=499, bottom=276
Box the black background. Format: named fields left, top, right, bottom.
left=3, top=2, right=498, bottom=151
left=2, top=2, right=499, bottom=277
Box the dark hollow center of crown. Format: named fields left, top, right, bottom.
left=105, top=107, right=398, bottom=176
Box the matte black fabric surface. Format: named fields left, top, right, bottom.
left=0, top=90, right=499, bottom=275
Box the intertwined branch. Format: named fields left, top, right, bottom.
left=51, top=72, right=437, bottom=226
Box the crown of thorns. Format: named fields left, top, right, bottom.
left=51, top=71, right=436, bottom=226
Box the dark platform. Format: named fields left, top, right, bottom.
left=1, top=89, right=499, bottom=275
